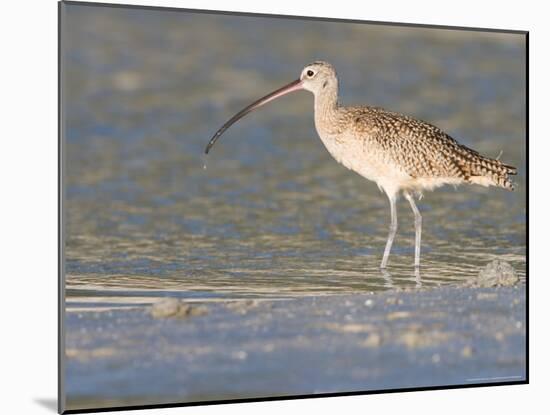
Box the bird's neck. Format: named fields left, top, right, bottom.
left=314, top=83, right=341, bottom=134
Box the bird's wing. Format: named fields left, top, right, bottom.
left=348, top=107, right=502, bottom=180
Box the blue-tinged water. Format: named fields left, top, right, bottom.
left=64, top=5, right=526, bottom=302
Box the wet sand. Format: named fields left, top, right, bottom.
left=65, top=283, right=526, bottom=411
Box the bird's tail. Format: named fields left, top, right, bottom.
left=467, top=155, right=517, bottom=190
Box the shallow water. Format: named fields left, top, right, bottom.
left=63, top=5, right=526, bottom=307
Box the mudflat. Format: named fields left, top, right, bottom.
left=65, top=283, right=526, bottom=411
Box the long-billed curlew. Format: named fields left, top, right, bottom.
left=204, top=61, right=517, bottom=269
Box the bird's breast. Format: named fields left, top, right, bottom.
left=316, top=130, right=410, bottom=192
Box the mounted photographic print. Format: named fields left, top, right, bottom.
left=59, top=1, right=528, bottom=413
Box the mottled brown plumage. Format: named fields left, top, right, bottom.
left=205, top=60, right=517, bottom=269
left=344, top=106, right=517, bottom=190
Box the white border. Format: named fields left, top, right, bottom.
left=2, top=0, right=546, bottom=414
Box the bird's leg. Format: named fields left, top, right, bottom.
left=380, top=194, right=398, bottom=269
left=403, top=191, right=422, bottom=268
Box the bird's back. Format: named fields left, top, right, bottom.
left=338, top=106, right=517, bottom=191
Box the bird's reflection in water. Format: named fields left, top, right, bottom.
left=380, top=268, right=394, bottom=289
left=414, top=267, right=422, bottom=288
left=380, top=267, right=422, bottom=289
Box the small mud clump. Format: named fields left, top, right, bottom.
left=467, top=260, right=519, bottom=288
left=151, top=298, right=208, bottom=319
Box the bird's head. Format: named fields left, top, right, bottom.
left=299, top=61, right=338, bottom=96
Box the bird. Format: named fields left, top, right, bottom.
left=204, top=61, right=517, bottom=269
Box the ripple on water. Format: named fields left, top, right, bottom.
left=64, top=7, right=526, bottom=311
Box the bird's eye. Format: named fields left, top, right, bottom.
left=306, top=70, right=315, bottom=77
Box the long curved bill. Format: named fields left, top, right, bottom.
left=204, top=79, right=304, bottom=154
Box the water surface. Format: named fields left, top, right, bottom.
left=63, top=5, right=526, bottom=308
